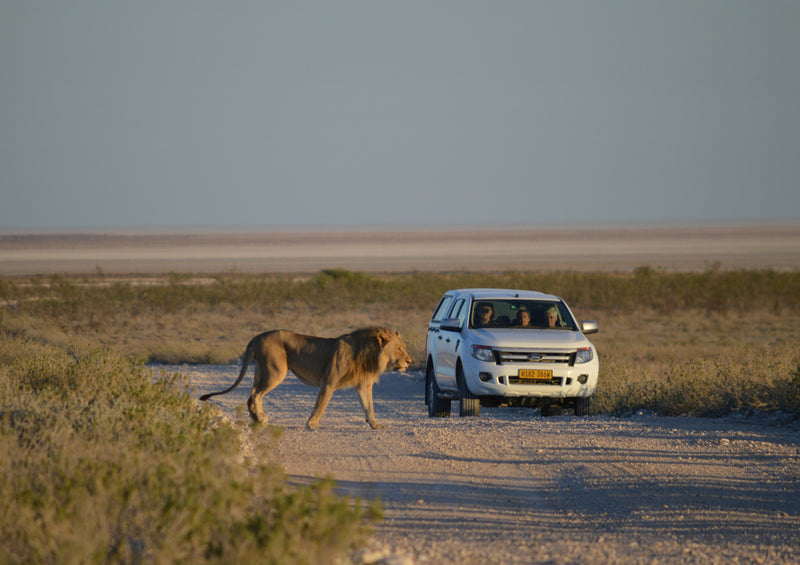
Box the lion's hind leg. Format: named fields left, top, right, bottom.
left=247, top=351, right=288, bottom=424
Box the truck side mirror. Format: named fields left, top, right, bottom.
left=581, top=320, right=599, bottom=334
left=440, top=318, right=463, bottom=332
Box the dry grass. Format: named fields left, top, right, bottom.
left=590, top=308, right=800, bottom=415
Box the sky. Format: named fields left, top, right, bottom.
left=1, top=1, right=798, bottom=230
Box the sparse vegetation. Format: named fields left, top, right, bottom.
left=1, top=268, right=799, bottom=562
left=0, top=320, right=378, bottom=564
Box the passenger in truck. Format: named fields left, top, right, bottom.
left=545, top=306, right=561, bottom=328
left=515, top=307, right=532, bottom=327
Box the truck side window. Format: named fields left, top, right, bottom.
left=431, top=295, right=454, bottom=322
left=448, top=298, right=467, bottom=327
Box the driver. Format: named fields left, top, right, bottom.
left=473, top=302, right=494, bottom=328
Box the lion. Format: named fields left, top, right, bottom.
left=199, top=327, right=412, bottom=430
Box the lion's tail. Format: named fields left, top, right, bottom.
left=199, top=338, right=256, bottom=402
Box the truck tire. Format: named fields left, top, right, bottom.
left=457, top=365, right=480, bottom=417
left=427, top=365, right=451, bottom=418
left=574, top=396, right=593, bottom=416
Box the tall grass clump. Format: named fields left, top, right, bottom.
left=0, top=329, right=378, bottom=564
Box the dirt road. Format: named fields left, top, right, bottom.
left=181, top=365, right=800, bottom=565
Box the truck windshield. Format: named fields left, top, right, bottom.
left=469, top=300, right=577, bottom=330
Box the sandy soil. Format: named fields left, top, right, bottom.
left=2, top=222, right=800, bottom=275
left=177, top=365, right=800, bottom=565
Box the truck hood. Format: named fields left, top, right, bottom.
left=468, top=328, right=593, bottom=350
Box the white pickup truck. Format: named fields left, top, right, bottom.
left=425, top=288, right=599, bottom=417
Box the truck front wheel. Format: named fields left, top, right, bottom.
left=457, top=365, right=480, bottom=417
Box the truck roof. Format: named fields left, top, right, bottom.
left=449, top=288, right=562, bottom=301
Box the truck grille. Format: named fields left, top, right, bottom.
left=494, top=349, right=575, bottom=366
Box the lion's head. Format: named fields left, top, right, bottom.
left=376, top=328, right=412, bottom=372
left=346, top=327, right=412, bottom=376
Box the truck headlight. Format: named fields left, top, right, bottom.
left=470, top=345, right=494, bottom=363
left=575, top=347, right=593, bottom=364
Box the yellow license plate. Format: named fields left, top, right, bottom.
left=518, top=369, right=553, bottom=380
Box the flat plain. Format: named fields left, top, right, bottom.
left=2, top=222, right=799, bottom=275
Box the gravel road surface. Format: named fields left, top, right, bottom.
left=177, top=364, right=800, bottom=565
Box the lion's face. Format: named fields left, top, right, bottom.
left=380, top=331, right=412, bottom=372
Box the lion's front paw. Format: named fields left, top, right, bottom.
left=369, top=422, right=385, bottom=430
left=306, top=421, right=319, bottom=431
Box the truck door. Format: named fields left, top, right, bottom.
left=426, top=294, right=453, bottom=364
left=435, top=297, right=467, bottom=391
